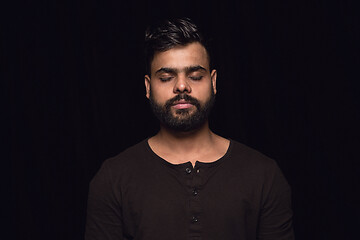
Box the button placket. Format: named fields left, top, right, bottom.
left=186, top=163, right=203, bottom=235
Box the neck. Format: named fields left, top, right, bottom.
left=153, top=121, right=215, bottom=152
left=148, top=121, right=230, bottom=166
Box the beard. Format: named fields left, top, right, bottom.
left=149, top=89, right=215, bottom=132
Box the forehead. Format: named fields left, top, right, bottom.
left=151, top=42, right=210, bottom=74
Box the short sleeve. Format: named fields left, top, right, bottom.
left=257, top=164, right=295, bottom=240
left=85, top=161, right=123, bottom=240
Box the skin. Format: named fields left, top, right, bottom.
left=144, top=42, right=229, bottom=166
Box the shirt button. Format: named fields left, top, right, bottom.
left=196, top=169, right=200, bottom=173
left=192, top=216, right=198, bottom=223
left=185, top=168, right=192, bottom=174
left=193, top=189, right=198, bottom=196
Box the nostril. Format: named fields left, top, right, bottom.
left=174, top=78, right=191, bottom=93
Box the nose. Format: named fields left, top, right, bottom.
left=173, top=75, right=191, bottom=93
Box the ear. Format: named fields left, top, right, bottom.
left=210, top=69, right=217, bottom=94
left=144, top=75, right=151, bottom=99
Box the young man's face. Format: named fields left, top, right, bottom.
left=145, top=42, right=217, bottom=131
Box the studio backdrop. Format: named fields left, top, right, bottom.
left=7, top=0, right=359, bottom=239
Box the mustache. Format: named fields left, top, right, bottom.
left=165, top=94, right=201, bottom=109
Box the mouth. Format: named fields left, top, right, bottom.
left=172, top=100, right=194, bottom=109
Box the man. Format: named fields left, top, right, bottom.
left=85, top=18, right=294, bottom=240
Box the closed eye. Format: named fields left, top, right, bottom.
left=189, top=76, right=203, bottom=81
left=159, top=76, right=173, bottom=82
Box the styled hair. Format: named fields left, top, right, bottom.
left=144, top=17, right=211, bottom=75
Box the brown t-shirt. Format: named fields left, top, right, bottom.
left=85, top=139, right=294, bottom=240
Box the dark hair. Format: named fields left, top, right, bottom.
left=144, top=17, right=211, bottom=75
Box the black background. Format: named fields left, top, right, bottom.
left=6, top=0, right=359, bottom=239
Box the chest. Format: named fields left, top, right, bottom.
left=119, top=164, right=263, bottom=234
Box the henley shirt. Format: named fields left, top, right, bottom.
left=85, top=139, right=294, bottom=240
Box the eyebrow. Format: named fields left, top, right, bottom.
left=185, top=65, right=207, bottom=73
left=155, top=67, right=177, bottom=75
left=155, top=65, right=207, bottom=75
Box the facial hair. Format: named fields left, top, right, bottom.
left=149, top=89, right=215, bottom=132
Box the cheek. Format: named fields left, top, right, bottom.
left=150, top=85, right=172, bottom=103
left=196, top=83, right=213, bottom=101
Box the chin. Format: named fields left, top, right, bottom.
left=173, top=108, right=196, bottom=116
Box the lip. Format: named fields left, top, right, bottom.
left=172, top=100, right=193, bottom=109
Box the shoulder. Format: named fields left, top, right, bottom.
left=229, top=140, right=276, bottom=165
left=100, top=139, right=151, bottom=176
left=89, top=139, right=154, bottom=194
left=225, top=139, right=291, bottom=193
left=226, top=139, right=282, bottom=177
